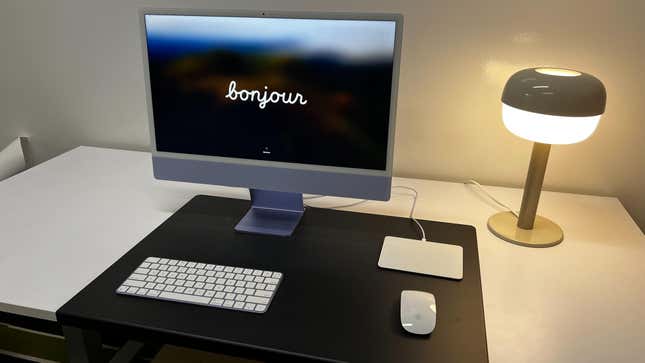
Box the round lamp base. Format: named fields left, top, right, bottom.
left=487, top=212, right=563, bottom=248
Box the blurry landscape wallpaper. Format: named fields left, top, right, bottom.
left=146, top=15, right=396, bottom=170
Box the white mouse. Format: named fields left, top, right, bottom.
left=400, top=290, right=437, bottom=335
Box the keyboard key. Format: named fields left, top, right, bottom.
left=252, top=270, right=262, bottom=276
left=214, top=285, right=224, bottom=291
left=145, top=276, right=156, bottom=282
left=262, top=271, right=272, bottom=277
left=245, top=288, right=255, bottom=295
left=117, top=285, right=128, bottom=293
left=184, top=281, right=195, bottom=288
left=234, top=301, right=245, bottom=309
left=224, top=266, right=234, bottom=273
left=164, top=285, right=175, bottom=292
left=234, top=287, right=245, bottom=294
left=134, top=268, right=149, bottom=275
left=130, top=273, right=146, bottom=281
left=254, top=276, right=264, bottom=283
left=225, top=293, right=236, bottom=300
left=159, top=265, right=168, bottom=271
left=235, top=274, right=245, bottom=280
left=187, top=262, right=196, bottom=268
left=178, top=267, right=187, bottom=273
left=215, top=272, right=225, bottom=278
left=243, top=269, right=252, bottom=274
left=194, top=282, right=205, bottom=289
left=272, top=272, right=282, bottom=279
left=256, top=283, right=266, bottom=290
left=196, top=263, right=206, bottom=269
left=205, top=271, right=215, bottom=277
left=211, top=299, right=223, bottom=306
left=244, top=275, right=254, bottom=282
left=264, top=278, right=279, bottom=284
left=236, top=281, right=246, bottom=287
left=147, top=290, right=160, bottom=297
left=159, top=291, right=211, bottom=305
left=225, top=279, right=236, bottom=286
left=204, top=283, right=214, bottom=290
left=246, top=296, right=270, bottom=305
left=235, top=295, right=246, bottom=302
left=168, top=266, right=178, bottom=272
left=224, top=286, right=234, bottom=292
left=145, top=282, right=156, bottom=289
left=175, top=286, right=185, bottom=293
left=124, top=279, right=146, bottom=288
left=205, top=264, right=215, bottom=270
left=185, top=288, right=195, bottom=295
left=187, top=275, right=197, bottom=281
left=136, top=288, right=148, bottom=295
left=168, top=260, right=178, bottom=266
left=159, top=271, right=168, bottom=277
left=196, top=276, right=206, bottom=282
left=245, top=303, right=256, bottom=310
left=178, top=273, right=187, bottom=279
left=266, top=284, right=276, bottom=291
left=154, top=277, right=166, bottom=283
left=174, top=280, right=185, bottom=286
left=205, top=291, right=215, bottom=297
left=155, top=283, right=165, bottom=290
left=195, top=289, right=205, bottom=296
left=166, top=279, right=176, bottom=285
left=223, top=300, right=234, bottom=307
left=233, top=267, right=243, bottom=273
left=214, top=292, right=225, bottom=299
left=206, top=277, right=216, bottom=283
left=187, top=268, right=197, bottom=274
left=255, top=290, right=272, bottom=298
left=168, top=272, right=178, bottom=278
left=140, top=262, right=150, bottom=268
left=246, top=282, right=256, bottom=288
left=255, top=304, right=266, bottom=312
left=159, top=258, right=169, bottom=264
left=214, top=265, right=224, bottom=271
left=146, top=257, right=159, bottom=263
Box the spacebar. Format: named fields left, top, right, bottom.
left=159, top=291, right=211, bottom=304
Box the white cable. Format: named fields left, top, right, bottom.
left=465, top=179, right=519, bottom=218
left=392, top=186, right=427, bottom=241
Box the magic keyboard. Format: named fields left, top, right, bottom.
left=116, top=257, right=283, bottom=313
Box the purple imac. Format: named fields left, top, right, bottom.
left=141, top=10, right=403, bottom=236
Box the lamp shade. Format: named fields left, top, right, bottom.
left=501, top=68, right=606, bottom=144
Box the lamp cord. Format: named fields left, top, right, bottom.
left=465, top=179, right=519, bottom=217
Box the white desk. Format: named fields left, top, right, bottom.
left=1, top=146, right=643, bottom=363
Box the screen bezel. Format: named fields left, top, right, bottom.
left=140, top=9, right=403, bottom=177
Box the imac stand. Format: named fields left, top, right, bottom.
left=234, top=189, right=304, bottom=237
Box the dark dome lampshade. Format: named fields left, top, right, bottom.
left=500, top=68, right=607, bottom=144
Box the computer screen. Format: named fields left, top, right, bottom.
left=144, top=15, right=397, bottom=171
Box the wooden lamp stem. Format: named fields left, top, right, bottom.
left=518, top=142, right=551, bottom=229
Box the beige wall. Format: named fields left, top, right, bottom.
left=1, top=0, right=643, bottom=231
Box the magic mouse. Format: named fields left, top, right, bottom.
left=400, top=290, right=436, bottom=335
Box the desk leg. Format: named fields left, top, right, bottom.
left=63, top=326, right=103, bottom=363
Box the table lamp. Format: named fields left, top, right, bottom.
left=488, top=67, right=606, bottom=247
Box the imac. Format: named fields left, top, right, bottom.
left=141, top=10, right=403, bottom=236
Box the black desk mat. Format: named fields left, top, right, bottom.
left=57, top=195, right=487, bottom=362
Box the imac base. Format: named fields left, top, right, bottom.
left=234, top=189, right=304, bottom=237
